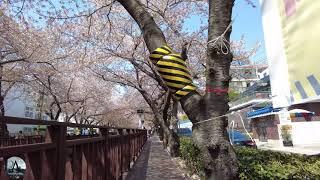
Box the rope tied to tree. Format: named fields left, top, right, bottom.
left=207, top=19, right=234, bottom=55
left=149, top=45, right=197, bottom=99
left=193, top=97, right=273, bottom=125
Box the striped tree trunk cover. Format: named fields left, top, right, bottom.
left=149, top=45, right=197, bottom=99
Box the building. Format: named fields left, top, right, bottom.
left=247, top=104, right=320, bottom=147
left=3, top=85, right=49, bottom=136
left=229, top=65, right=268, bottom=93
left=250, top=0, right=320, bottom=153
left=229, top=66, right=320, bottom=148
left=228, top=68, right=271, bottom=132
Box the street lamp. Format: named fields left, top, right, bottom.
left=137, top=109, right=145, bottom=129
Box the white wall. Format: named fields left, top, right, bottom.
left=260, top=0, right=291, bottom=108
left=179, top=122, right=192, bottom=129
left=291, top=122, right=320, bottom=145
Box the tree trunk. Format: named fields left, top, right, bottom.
left=0, top=96, right=5, bottom=116
left=166, top=128, right=179, bottom=157
left=181, top=0, right=238, bottom=179
left=0, top=95, right=8, bottom=137
left=117, top=0, right=238, bottom=178
left=163, top=129, right=168, bottom=147
left=202, top=0, right=238, bottom=178
left=150, top=104, right=180, bottom=157
left=158, top=126, right=164, bottom=141
left=0, top=65, right=8, bottom=137
left=182, top=1, right=238, bottom=178
left=143, top=92, right=180, bottom=157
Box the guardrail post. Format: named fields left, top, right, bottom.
left=126, top=129, right=131, bottom=170
left=117, top=129, right=123, bottom=179
left=100, top=128, right=109, bottom=179
left=47, top=125, right=66, bottom=180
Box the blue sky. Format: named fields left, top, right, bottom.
left=232, top=0, right=266, bottom=62
left=184, top=0, right=266, bottom=62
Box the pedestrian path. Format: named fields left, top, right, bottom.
left=125, top=136, right=188, bottom=180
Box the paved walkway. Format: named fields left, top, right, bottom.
left=125, top=136, right=188, bottom=180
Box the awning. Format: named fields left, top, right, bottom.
left=229, top=98, right=271, bottom=111
left=288, top=109, right=315, bottom=118
left=247, top=106, right=281, bottom=119
left=247, top=108, right=315, bottom=119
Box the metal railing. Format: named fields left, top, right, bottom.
left=0, top=116, right=147, bottom=180
left=0, top=135, right=45, bottom=147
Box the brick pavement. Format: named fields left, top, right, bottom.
left=125, top=136, right=188, bottom=180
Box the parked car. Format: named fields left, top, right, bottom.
left=67, top=127, right=75, bottom=136
left=177, top=128, right=256, bottom=147
left=228, top=130, right=256, bottom=148
left=177, top=128, right=192, bottom=137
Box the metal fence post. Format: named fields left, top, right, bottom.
left=101, top=128, right=109, bottom=179
left=48, top=125, right=67, bottom=180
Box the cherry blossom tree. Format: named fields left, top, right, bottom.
left=0, top=8, right=117, bottom=126
left=114, top=1, right=239, bottom=178
left=0, top=11, right=39, bottom=136
left=0, top=0, right=260, bottom=178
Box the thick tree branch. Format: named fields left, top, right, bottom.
left=117, top=0, right=202, bottom=123
left=0, top=57, right=28, bottom=65
left=162, top=91, right=171, bottom=123
left=117, top=0, right=166, bottom=51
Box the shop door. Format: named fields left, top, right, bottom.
left=257, top=122, right=268, bottom=142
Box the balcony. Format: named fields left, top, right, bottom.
left=229, top=91, right=271, bottom=109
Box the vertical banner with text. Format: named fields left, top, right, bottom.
left=261, top=0, right=320, bottom=107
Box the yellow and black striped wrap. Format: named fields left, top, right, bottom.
left=149, top=45, right=197, bottom=99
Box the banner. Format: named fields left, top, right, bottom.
left=261, top=0, right=320, bottom=107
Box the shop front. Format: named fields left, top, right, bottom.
left=247, top=106, right=319, bottom=147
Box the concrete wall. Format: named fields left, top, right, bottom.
left=284, top=102, right=320, bottom=145
left=291, top=121, right=320, bottom=145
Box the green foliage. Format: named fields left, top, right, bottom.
left=179, top=137, right=204, bottom=176
left=228, top=89, right=241, bottom=102
left=236, top=147, right=320, bottom=179
left=179, top=137, right=320, bottom=179
left=180, top=114, right=189, bottom=121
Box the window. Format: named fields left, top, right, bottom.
left=244, top=70, right=252, bottom=74
left=25, top=106, right=34, bottom=118
left=35, top=107, right=41, bottom=119
left=23, top=127, right=32, bottom=132
left=43, top=116, right=48, bottom=120
left=35, top=113, right=41, bottom=119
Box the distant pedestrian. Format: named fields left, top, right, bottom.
left=84, top=129, right=89, bottom=135
left=75, top=128, right=80, bottom=136
left=15, top=131, right=24, bottom=139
